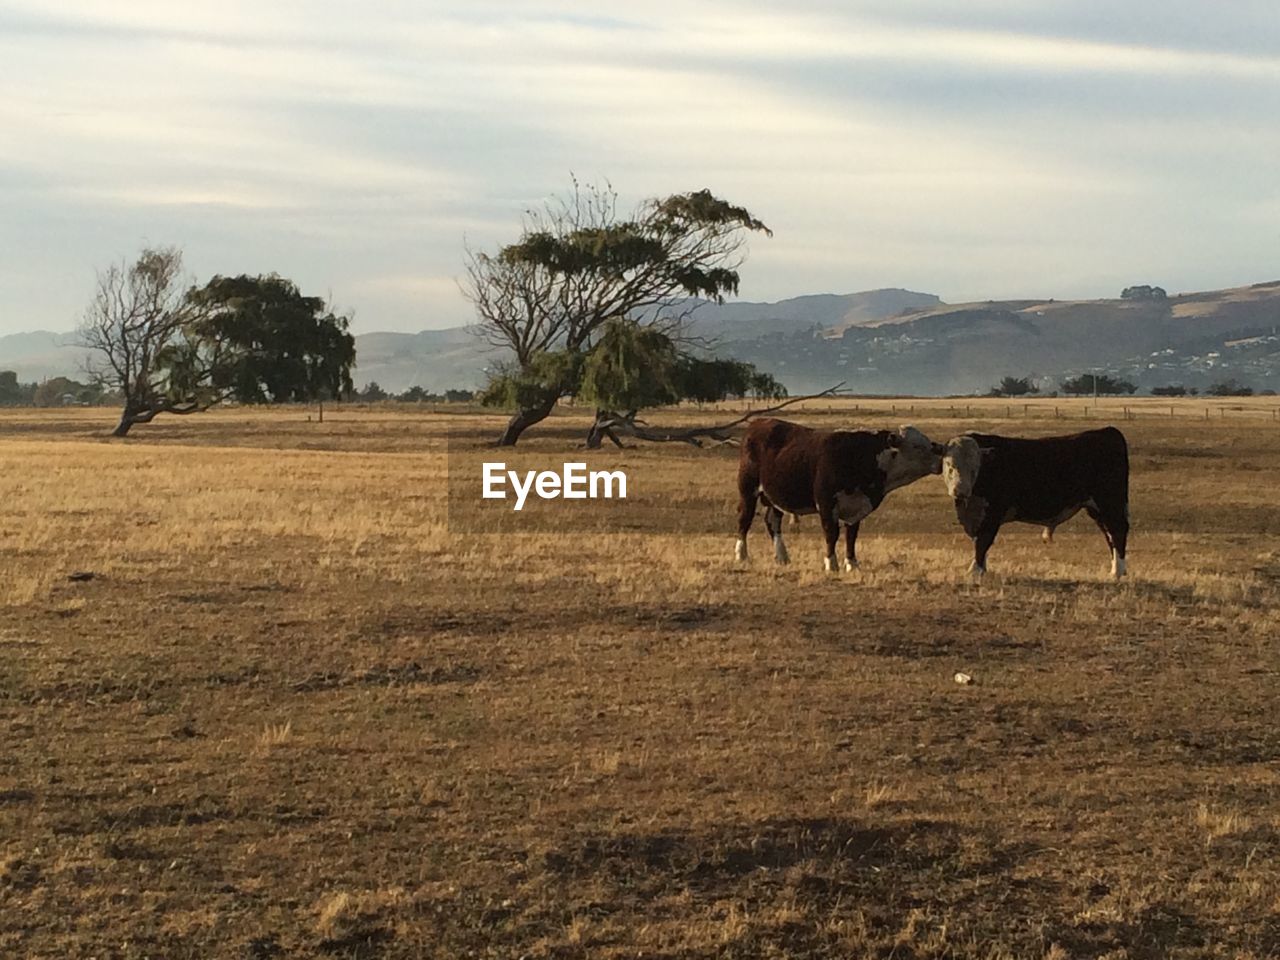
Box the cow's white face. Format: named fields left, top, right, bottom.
left=877, top=425, right=943, bottom=491
left=942, top=436, right=982, bottom=498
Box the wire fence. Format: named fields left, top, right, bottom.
left=691, top=398, right=1280, bottom=424
left=838, top=401, right=1280, bottom=423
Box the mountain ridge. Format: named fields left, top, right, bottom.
left=4, top=284, right=1279, bottom=395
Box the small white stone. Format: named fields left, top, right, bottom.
left=953, top=672, right=974, bottom=685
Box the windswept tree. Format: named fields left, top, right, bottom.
left=79, top=247, right=231, bottom=436
left=80, top=247, right=356, bottom=436
left=465, top=181, right=771, bottom=445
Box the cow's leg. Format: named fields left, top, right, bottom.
left=843, top=522, right=861, bottom=572
left=971, top=520, right=1001, bottom=577
left=1042, top=526, right=1054, bottom=544
left=735, top=470, right=759, bottom=563
left=764, top=504, right=790, bottom=565
left=817, top=504, right=842, bottom=573
left=1087, top=502, right=1129, bottom=578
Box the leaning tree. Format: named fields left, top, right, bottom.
left=79, top=247, right=356, bottom=436
left=79, top=247, right=231, bottom=436
left=465, top=181, right=772, bottom=445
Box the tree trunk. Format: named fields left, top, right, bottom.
left=495, top=397, right=557, bottom=446
left=112, top=410, right=135, bottom=437
left=585, top=408, right=630, bottom=449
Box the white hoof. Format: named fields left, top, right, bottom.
left=773, top=540, right=790, bottom=565
left=824, top=555, right=839, bottom=573
left=843, top=559, right=858, bottom=573
left=1111, top=555, right=1127, bottom=579
left=735, top=538, right=748, bottom=563
left=968, top=561, right=986, bottom=579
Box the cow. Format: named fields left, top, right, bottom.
left=940, top=426, right=1130, bottom=578
left=736, top=418, right=943, bottom=571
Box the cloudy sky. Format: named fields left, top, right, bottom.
left=1, top=0, right=1277, bottom=337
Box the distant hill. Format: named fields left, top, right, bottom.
left=6, top=284, right=1280, bottom=395
left=0, top=331, right=93, bottom=383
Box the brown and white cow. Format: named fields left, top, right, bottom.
left=941, top=426, right=1130, bottom=578
left=736, top=418, right=943, bottom=571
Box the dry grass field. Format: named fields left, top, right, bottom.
left=2, top=398, right=1279, bottom=959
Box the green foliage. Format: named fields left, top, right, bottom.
left=0, top=370, right=35, bottom=405
left=579, top=321, right=681, bottom=411
left=1120, top=285, right=1167, bottom=301
left=1207, top=379, right=1254, bottom=397
left=1061, top=374, right=1137, bottom=395
left=1151, top=384, right=1188, bottom=396
left=989, top=376, right=1038, bottom=397
left=500, top=188, right=770, bottom=307
left=466, top=181, right=771, bottom=443
left=480, top=329, right=782, bottom=414
left=191, top=274, right=356, bottom=403
left=396, top=386, right=476, bottom=403
left=479, top=351, right=584, bottom=411
left=32, top=376, right=107, bottom=407
left=672, top=357, right=786, bottom=403
left=357, top=382, right=388, bottom=401
left=748, top=371, right=788, bottom=400
left=675, top=357, right=747, bottom=404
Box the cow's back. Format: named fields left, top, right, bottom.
left=971, top=427, right=1128, bottom=509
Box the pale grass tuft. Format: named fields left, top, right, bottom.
left=255, top=721, right=294, bottom=754
left=565, top=914, right=588, bottom=945
left=314, top=888, right=406, bottom=939
left=863, top=780, right=897, bottom=808
left=719, top=902, right=749, bottom=943
left=592, top=749, right=623, bottom=776
left=1196, top=802, right=1252, bottom=841
left=315, top=891, right=353, bottom=935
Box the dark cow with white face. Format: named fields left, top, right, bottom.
left=942, top=426, right=1130, bottom=578
left=736, top=418, right=943, bottom=571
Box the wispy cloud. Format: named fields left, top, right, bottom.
left=1, top=1, right=1277, bottom=337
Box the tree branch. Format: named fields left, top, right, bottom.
left=585, top=382, right=847, bottom=448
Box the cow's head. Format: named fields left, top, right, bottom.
left=878, top=425, right=943, bottom=491
left=941, top=436, right=983, bottom=498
